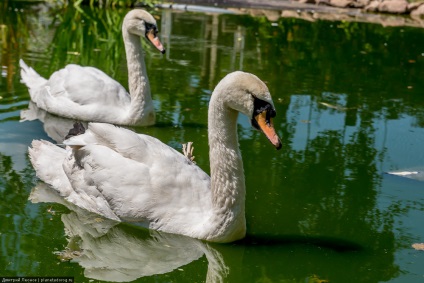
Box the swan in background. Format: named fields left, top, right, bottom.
left=29, top=71, right=282, bottom=243
left=20, top=9, right=165, bottom=126
left=29, top=184, right=228, bottom=283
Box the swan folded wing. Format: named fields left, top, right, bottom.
left=70, top=124, right=212, bottom=196
left=64, top=143, right=158, bottom=222
left=64, top=124, right=213, bottom=233
left=36, top=64, right=131, bottom=117
left=65, top=66, right=130, bottom=104
left=29, top=140, right=73, bottom=196
left=29, top=140, right=120, bottom=221
left=63, top=123, right=149, bottom=160
left=19, top=59, right=47, bottom=90
left=65, top=123, right=188, bottom=165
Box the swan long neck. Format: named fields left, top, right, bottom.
left=122, top=28, right=155, bottom=125
left=208, top=91, right=246, bottom=240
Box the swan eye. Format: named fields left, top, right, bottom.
left=252, top=97, right=276, bottom=118
left=145, top=22, right=158, bottom=37
left=251, top=96, right=276, bottom=130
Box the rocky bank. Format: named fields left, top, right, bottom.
left=157, top=0, right=424, bottom=28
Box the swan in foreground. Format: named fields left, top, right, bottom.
left=29, top=71, right=282, bottom=243
left=20, top=9, right=165, bottom=126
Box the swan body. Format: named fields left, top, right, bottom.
left=20, top=9, right=165, bottom=126
left=29, top=71, right=282, bottom=243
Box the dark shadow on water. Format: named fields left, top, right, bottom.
left=131, top=121, right=207, bottom=130
left=238, top=234, right=364, bottom=252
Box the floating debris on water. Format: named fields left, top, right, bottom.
left=54, top=247, right=83, bottom=261
left=386, top=169, right=424, bottom=181
left=412, top=243, right=424, bottom=251
left=67, top=51, right=80, bottom=56
left=319, top=102, right=354, bottom=111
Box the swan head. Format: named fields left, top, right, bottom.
left=123, top=9, right=166, bottom=54
left=214, top=71, right=282, bottom=149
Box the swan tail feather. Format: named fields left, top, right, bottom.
left=29, top=140, right=121, bottom=222
left=182, top=142, right=196, bottom=163
left=63, top=123, right=137, bottom=151
left=66, top=191, right=121, bottom=221
left=20, top=101, right=43, bottom=122
left=19, top=59, right=48, bottom=100
left=20, top=109, right=37, bottom=122
left=29, top=140, right=72, bottom=196
left=29, top=182, right=67, bottom=205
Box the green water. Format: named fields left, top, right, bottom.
left=1, top=1, right=424, bottom=282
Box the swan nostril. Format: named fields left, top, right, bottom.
left=275, top=141, right=282, bottom=150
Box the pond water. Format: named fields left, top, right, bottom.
left=1, top=1, right=424, bottom=282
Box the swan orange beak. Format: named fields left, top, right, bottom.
left=146, top=30, right=166, bottom=54
left=254, top=111, right=282, bottom=150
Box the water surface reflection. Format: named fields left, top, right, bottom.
left=30, top=184, right=229, bottom=283
left=1, top=1, right=424, bottom=282
left=30, top=183, right=401, bottom=283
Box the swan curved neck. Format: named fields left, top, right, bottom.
left=122, top=29, right=155, bottom=125
left=208, top=92, right=246, bottom=241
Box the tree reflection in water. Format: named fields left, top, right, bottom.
left=1, top=1, right=424, bottom=282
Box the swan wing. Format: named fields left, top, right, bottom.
left=62, top=123, right=212, bottom=232
left=52, top=65, right=130, bottom=105
left=29, top=140, right=120, bottom=221
left=32, top=65, right=130, bottom=121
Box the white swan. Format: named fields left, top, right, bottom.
left=29, top=71, right=282, bottom=243
left=20, top=9, right=165, bottom=126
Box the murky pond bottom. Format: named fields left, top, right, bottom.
left=1, top=1, right=424, bottom=282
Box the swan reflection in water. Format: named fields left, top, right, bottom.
left=28, top=181, right=397, bottom=283
left=29, top=184, right=229, bottom=283
left=21, top=101, right=86, bottom=143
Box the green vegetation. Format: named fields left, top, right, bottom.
left=48, top=0, right=156, bottom=8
